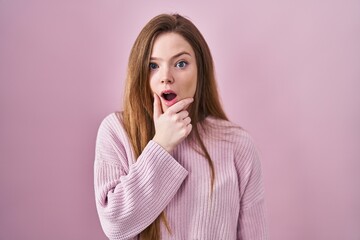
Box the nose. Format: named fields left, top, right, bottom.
left=161, top=78, right=174, bottom=84
left=160, top=66, right=174, bottom=84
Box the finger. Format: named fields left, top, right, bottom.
left=183, top=116, right=191, bottom=125
left=167, top=98, right=194, bottom=114
left=177, top=110, right=189, bottom=120
left=153, top=93, right=163, bottom=119
left=186, top=123, right=193, bottom=135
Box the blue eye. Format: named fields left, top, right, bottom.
left=149, top=62, right=158, bottom=70
left=176, top=61, right=187, bottom=69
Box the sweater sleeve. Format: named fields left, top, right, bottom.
left=235, top=132, right=268, bottom=240
left=94, top=115, right=188, bottom=240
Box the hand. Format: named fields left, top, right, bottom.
left=152, top=93, right=193, bottom=152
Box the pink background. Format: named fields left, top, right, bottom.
left=1, top=0, right=359, bottom=239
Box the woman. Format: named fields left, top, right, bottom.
left=94, top=13, right=268, bottom=240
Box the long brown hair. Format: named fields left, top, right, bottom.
left=121, top=13, right=228, bottom=240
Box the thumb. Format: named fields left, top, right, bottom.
left=153, top=93, right=162, bottom=119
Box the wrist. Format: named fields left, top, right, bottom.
left=152, top=137, right=173, bottom=152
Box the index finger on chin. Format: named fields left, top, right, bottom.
left=168, top=98, right=194, bottom=113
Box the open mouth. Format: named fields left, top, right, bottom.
left=161, top=90, right=177, bottom=101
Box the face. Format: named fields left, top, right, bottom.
left=149, top=32, right=197, bottom=112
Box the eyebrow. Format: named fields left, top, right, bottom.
left=150, top=51, right=191, bottom=61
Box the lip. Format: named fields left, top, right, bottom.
left=160, top=90, right=178, bottom=107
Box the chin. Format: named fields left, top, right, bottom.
left=161, top=104, right=169, bottom=112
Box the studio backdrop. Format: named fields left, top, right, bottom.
left=0, top=0, right=359, bottom=239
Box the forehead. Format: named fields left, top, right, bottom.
left=151, top=32, right=195, bottom=58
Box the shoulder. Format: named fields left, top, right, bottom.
left=203, top=116, right=259, bottom=161
left=95, top=112, right=132, bottom=167
left=98, top=111, right=122, bottom=129
left=95, top=112, right=131, bottom=171
left=97, top=112, right=124, bottom=135
left=96, top=112, right=129, bottom=147
left=202, top=116, right=254, bottom=144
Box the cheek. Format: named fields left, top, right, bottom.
left=149, top=74, right=157, bottom=92
left=180, top=74, right=197, bottom=97
left=187, top=70, right=197, bottom=95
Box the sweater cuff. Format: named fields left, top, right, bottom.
left=136, top=140, right=188, bottom=181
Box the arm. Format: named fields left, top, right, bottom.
left=94, top=116, right=188, bottom=240
left=235, top=132, right=268, bottom=240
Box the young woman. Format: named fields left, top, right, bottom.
left=94, top=13, right=268, bottom=240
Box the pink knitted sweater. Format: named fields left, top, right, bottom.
left=94, top=113, right=268, bottom=240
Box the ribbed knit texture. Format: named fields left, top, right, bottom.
left=94, top=113, right=268, bottom=240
